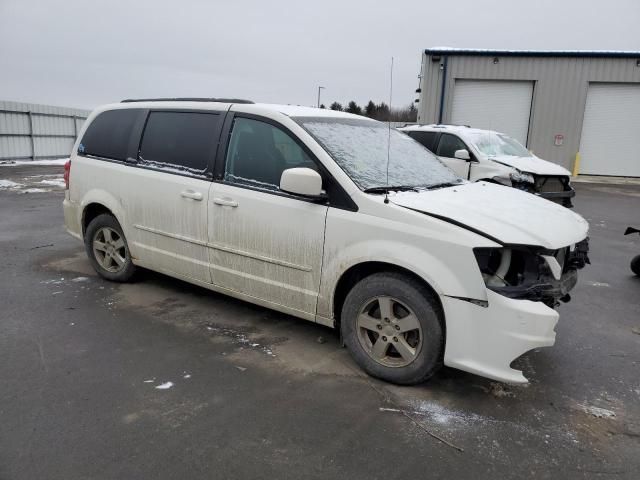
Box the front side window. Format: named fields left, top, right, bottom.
left=296, top=117, right=461, bottom=191
left=139, top=111, right=221, bottom=173
left=469, top=132, right=530, bottom=157
left=224, top=117, right=317, bottom=191
left=79, top=109, right=141, bottom=161
left=436, top=134, right=468, bottom=158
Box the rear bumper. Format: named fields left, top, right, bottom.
left=63, top=195, right=82, bottom=240
left=442, top=290, right=559, bottom=384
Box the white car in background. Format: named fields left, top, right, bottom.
left=64, top=99, right=589, bottom=385
left=399, top=124, right=576, bottom=207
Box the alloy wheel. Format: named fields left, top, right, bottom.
left=356, top=296, right=423, bottom=368
left=92, top=227, right=126, bottom=273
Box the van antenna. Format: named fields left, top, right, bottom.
left=384, top=56, right=394, bottom=205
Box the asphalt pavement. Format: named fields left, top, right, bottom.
left=1, top=164, right=639, bottom=479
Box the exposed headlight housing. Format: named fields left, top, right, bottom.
left=473, top=240, right=589, bottom=307
left=510, top=171, right=535, bottom=184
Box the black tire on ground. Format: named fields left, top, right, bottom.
left=631, top=255, right=640, bottom=276
left=340, top=272, right=444, bottom=385
left=84, top=213, right=136, bottom=282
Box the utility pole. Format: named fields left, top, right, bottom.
left=317, top=86, right=325, bottom=108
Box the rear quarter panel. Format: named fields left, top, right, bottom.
left=69, top=156, right=136, bottom=253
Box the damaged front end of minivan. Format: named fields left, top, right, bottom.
left=474, top=238, right=590, bottom=308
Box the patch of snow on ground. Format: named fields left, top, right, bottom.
left=20, top=188, right=48, bottom=193
left=0, top=158, right=68, bottom=166
left=39, top=178, right=66, bottom=188
left=155, top=382, right=174, bottom=390
left=71, top=276, right=89, bottom=282
left=579, top=404, right=616, bottom=418
left=0, top=179, right=23, bottom=189
left=204, top=324, right=276, bottom=357
left=409, top=400, right=487, bottom=426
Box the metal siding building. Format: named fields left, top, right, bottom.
left=0, top=101, right=90, bottom=162
left=416, top=49, right=640, bottom=176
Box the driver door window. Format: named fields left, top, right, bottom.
left=224, top=117, right=317, bottom=191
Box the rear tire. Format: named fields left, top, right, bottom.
left=341, top=272, right=444, bottom=385
left=631, top=255, right=640, bottom=276
left=84, top=213, right=136, bottom=282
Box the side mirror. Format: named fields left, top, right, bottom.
left=280, top=168, right=325, bottom=198
left=454, top=149, right=471, bottom=161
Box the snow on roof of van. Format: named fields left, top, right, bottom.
left=252, top=103, right=374, bottom=120
left=425, top=47, right=640, bottom=58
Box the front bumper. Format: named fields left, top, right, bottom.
left=513, top=175, right=575, bottom=208
left=535, top=189, right=575, bottom=208
left=442, top=290, right=558, bottom=384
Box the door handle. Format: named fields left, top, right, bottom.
left=213, top=197, right=238, bottom=207
left=181, top=190, right=203, bottom=201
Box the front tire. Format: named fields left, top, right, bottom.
left=84, top=213, right=136, bottom=282
left=341, top=272, right=444, bottom=385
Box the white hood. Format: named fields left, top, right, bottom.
left=489, top=155, right=571, bottom=176
left=393, top=182, right=588, bottom=249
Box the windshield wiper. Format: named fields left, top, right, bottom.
left=363, top=185, right=420, bottom=194
left=423, top=182, right=461, bottom=190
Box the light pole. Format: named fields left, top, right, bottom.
left=317, top=86, right=325, bottom=108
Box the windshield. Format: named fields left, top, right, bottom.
left=469, top=131, right=531, bottom=157
left=295, top=117, right=462, bottom=190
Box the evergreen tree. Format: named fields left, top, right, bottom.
left=364, top=100, right=377, bottom=118
left=346, top=101, right=362, bottom=115
left=329, top=102, right=343, bottom=111
left=320, top=104, right=326, bottom=109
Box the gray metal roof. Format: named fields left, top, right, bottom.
left=424, top=47, right=640, bottom=59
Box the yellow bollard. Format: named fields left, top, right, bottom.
left=572, top=152, right=581, bottom=177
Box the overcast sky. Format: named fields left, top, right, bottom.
left=1, top=0, right=639, bottom=110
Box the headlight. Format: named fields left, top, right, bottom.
left=473, top=246, right=580, bottom=307
left=510, top=171, right=534, bottom=184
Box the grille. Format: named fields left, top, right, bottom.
left=536, top=176, right=566, bottom=193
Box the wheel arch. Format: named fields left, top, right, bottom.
left=82, top=203, right=115, bottom=236
left=332, top=261, right=444, bottom=328
left=79, top=189, right=127, bottom=238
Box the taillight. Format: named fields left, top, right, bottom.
left=64, top=160, right=71, bottom=189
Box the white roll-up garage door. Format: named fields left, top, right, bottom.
left=450, top=80, right=534, bottom=144
left=579, top=84, right=640, bottom=177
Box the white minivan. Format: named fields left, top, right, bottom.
left=63, top=99, right=590, bottom=385
left=398, top=124, right=576, bottom=207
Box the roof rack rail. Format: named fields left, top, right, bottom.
left=430, top=123, right=471, bottom=128
left=120, top=97, right=254, bottom=104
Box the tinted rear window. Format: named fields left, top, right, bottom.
left=407, top=131, right=437, bottom=152
left=139, top=111, right=221, bottom=173
left=79, top=109, right=141, bottom=160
